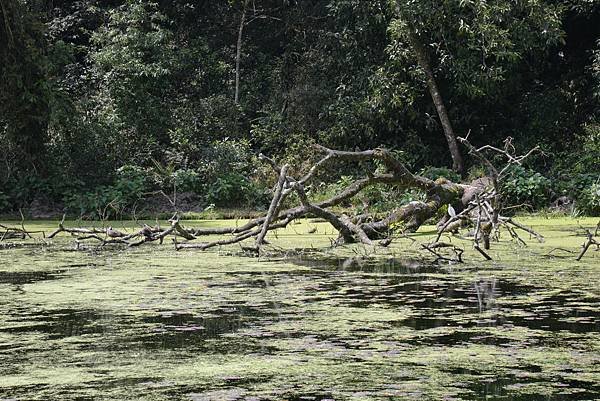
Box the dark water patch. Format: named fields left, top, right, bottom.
left=396, top=309, right=599, bottom=336
left=207, top=278, right=276, bottom=289
left=285, top=393, right=336, bottom=401
left=336, top=277, right=536, bottom=313
left=64, top=263, right=98, bottom=268
left=393, top=315, right=499, bottom=331
left=128, top=333, right=277, bottom=355
left=502, top=291, right=600, bottom=333
left=505, top=313, right=600, bottom=333
left=435, top=361, right=600, bottom=401
left=0, top=308, right=105, bottom=339
left=0, top=384, right=53, bottom=400
left=406, top=329, right=513, bottom=346
left=144, top=312, right=243, bottom=339
left=0, top=269, right=66, bottom=285
left=187, top=388, right=248, bottom=401
left=224, top=269, right=332, bottom=278
left=0, top=242, right=46, bottom=249
left=137, top=305, right=278, bottom=350
left=174, top=379, right=272, bottom=400
left=289, top=256, right=437, bottom=274
left=463, top=375, right=600, bottom=401
left=2, top=377, right=167, bottom=401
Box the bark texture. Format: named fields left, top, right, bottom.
left=406, top=30, right=464, bottom=174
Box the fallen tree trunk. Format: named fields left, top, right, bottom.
left=42, top=138, right=545, bottom=260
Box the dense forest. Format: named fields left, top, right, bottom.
left=1, top=0, right=599, bottom=218
left=2, top=4, right=600, bottom=399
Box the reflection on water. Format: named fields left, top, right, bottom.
left=0, top=248, right=599, bottom=400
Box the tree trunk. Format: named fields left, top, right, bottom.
left=407, top=30, right=464, bottom=174
left=0, top=0, right=15, bottom=46
left=234, top=0, right=248, bottom=105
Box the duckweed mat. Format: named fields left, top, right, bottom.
left=0, top=217, right=599, bottom=400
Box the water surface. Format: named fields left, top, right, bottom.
left=0, top=218, right=599, bottom=400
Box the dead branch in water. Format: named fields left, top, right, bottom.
left=421, top=242, right=464, bottom=263
left=11, top=138, right=553, bottom=262
left=576, top=222, right=600, bottom=261
left=0, top=209, right=46, bottom=241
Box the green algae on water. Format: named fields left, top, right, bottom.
left=0, top=217, right=599, bottom=400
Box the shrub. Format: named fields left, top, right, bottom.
left=501, top=165, right=552, bottom=209
left=467, top=165, right=487, bottom=181
left=577, top=181, right=600, bottom=216
left=197, top=139, right=270, bottom=208
left=206, top=173, right=268, bottom=208
left=64, top=165, right=151, bottom=219
left=116, top=165, right=151, bottom=185
left=309, top=176, right=357, bottom=207
left=114, top=165, right=151, bottom=201
left=419, top=166, right=462, bottom=183
left=556, top=173, right=596, bottom=197
left=0, top=191, right=10, bottom=212
left=7, top=175, right=51, bottom=208
left=308, top=174, right=427, bottom=214
left=574, top=124, right=600, bottom=174
left=171, top=169, right=202, bottom=193
left=64, top=186, right=124, bottom=219
left=198, top=139, right=258, bottom=184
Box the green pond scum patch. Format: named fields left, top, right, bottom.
left=0, top=217, right=599, bottom=400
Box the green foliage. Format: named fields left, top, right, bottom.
left=206, top=173, right=268, bottom=208
left=467, top=165, right=488, bottom=181
left=501, top=165, right=552, bottom=209
left=549, top=123, right=600, bottom=215
left=89, top=0, right=177, bottom=156
left=0, top=191, right=11, bottom=212
left=390, top=0, right=564, bottom=99
left=114, top=166, right=150, bottom=201
left=0, top=175, right=73, bottom=211
left=170, top=96, right=243, bottom=162
left=171, top=170, right=202, bottom=194
left=117, top=165, right=151, bottom=189
left=554, top=173, right=600, bottom=216
left=1, top=0, right=599, bottom=216
left=556, top=172, right=596, bottom=197
left=63, top=165, right=151, bottom=219
left=575, top=124, right=600, bottom=174
left=0, top=0, right=51, bottom=165
left=418, top=166, right=461, bottom=183
left=358, top=185, right=426, bottom=214
left=309, top=176, right=356, bottom=207
left=593, top=39, right=600, bottom=100
left=577, top=181, right=600, bottom=216
left=309, top=174, right=427, bottom=214
left=195, top=139, right=260, bottom=183
left=7, top=176, right=48, bottom=208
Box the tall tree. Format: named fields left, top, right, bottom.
left=0, top=0, right=50, bottom=171
left=234, top=0, right=249, bottom=105
left=405, top=27, right=464, bottom=173
left=389, top=0, right=564, bottom=173
left=90, top=0, right=177, bottom=162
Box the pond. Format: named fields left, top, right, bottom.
left=0, top=218, right=599, bottom=400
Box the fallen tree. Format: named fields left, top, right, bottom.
left=42, top=136, right=546, bottom=261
